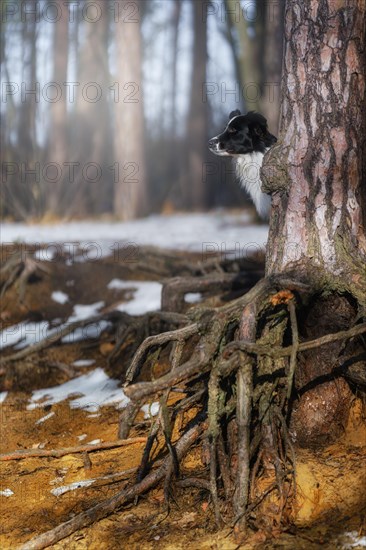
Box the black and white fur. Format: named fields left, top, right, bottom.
left=208, top=110, right=277, bottom=219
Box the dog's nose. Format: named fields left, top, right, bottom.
left=208, top=138, right=218, bottom=148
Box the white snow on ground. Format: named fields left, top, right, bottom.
left=72, top=359, right=95, bottom=367
left=62, top=320, right=110, bottom=344
left=340, top=532, right=366, bottom=548
left=0, top=318, right=109, bottom=350
left=0, top=320, right=52, bottom=350
left=0, top=211, right=268, bottom=260
left=68, top=301, right=105, bottom=322
left=34, top=248, right=56, bottom=261
left=184, top=292, right=202, bottom=304
left=141, top=402, right=160, bottom=419
left=107, top=279, right=162, bottom=315
left=0, top=391, right=8, bottom=403
left=51, top=290, right=69, bottom=304
left=0, top=489, right=14, bottom=497
left=51, top=480, right=95, bottom=497
left=0, top=302, right=107, bottom=350
left=35, top=412, right=55, bottom=425
left=27, top=368, right=130, bottom=413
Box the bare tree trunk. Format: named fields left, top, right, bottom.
left=225, top=0, right=261, bottom=112
left=262, top=0, right=366, bottom=445
left=263, top=0, right=366, bottom=306
left=47, top=0, right=69, bottom=216
left=60, top=0, right=111, bottom=217
left=114, top=1, right=147, bottom=220
left=17, top=0, right=38, bottom=218
left=260, top=0, right=285, bottom=135
left=184, top=0, right=209, bottom=209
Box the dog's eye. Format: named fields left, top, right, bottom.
left=228, top=127, right=237, bottom=134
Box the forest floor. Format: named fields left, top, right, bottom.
left=0, top=227, right=366, bottom=549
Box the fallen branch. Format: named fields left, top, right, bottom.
left=0, top=437, right=147, bottom=461
left=17, top=421, right=205, bottom=550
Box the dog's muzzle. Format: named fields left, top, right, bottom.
left=208, top=137, right=221, bottom=152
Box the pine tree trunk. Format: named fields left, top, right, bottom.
left=184, top=0, right=209, bottom=209
left=262, top=0, right=366, bottom=307
left=47, top=0, right=69, bottom=216
left=261, top=0, right=366, bottom=446
left=225, top=0, right=261, bottom=112
left=67, top=0, right=111, bottom=217
left=114, top=1, right=147, bottom=220
left=260, top=0, right=285, bottom=135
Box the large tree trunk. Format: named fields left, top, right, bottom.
left=262, top=0, right=366, bottom=446
left=114, top=1, right=147, bottom=220
left=263, top=0, right=366, bottom=306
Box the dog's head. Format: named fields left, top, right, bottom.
left=208, top=110, right=277, bottom=156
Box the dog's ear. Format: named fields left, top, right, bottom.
left=229, top=109, right=241, bottom=119
left=251, top=120, right=277, bottom=146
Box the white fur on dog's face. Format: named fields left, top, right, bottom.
left=208, top=117, right=241, bottom=156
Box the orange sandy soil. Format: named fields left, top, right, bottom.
left=0, top=245, right=366, bottom=549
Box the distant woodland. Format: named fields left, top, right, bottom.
left=1, top=0, right=284, bottom=221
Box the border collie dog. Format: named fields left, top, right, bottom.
left=208, top=110, right=277, bottom=219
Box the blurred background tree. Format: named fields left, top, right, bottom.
left=0, top=0, right=284, bottom=221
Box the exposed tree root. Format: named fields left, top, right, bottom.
left=17, top=420, right=205, bottom=550
left=6, top=271, right=366, bottom=547
left=0, top=250, right=50, bottom=302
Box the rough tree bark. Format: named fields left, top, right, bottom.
left=262, top=0, right=366, bottom=304
left=262, top=0, right=366, bottom=445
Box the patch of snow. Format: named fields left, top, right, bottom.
left=0, top=489, right=14, bottom=497
left=51, top=291, right=69, bottom=304
left=184, top=292, right=202, bottom=304
left=0, top=316, right=109, bottom=350
left=0, top=212, right=268, bottom=259
left=34, top=248, right=56, bottom=261
left=68, top=302, right=105, bottom=322
left=73, top=359, right=95, bottom=367
left=141, top=402, right=160, bottom=419
left=342, top=532, right=366, bottom=548
left=51, top=479, right=95, bottom=497
left=35, top=412, right=55, bottom=425
left=27, top=368, right=130, bottom=413
left=88, top=439, right=101, bottom=445
left=0, top=392, right=8, bottom=404
left=0, top=321, right=53, bottom=350
left=107, top=279, right=162, bottom=315
left=62, top=320, right=110, bottom=344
